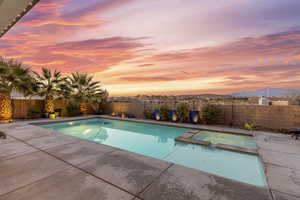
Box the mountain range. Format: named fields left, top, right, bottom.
left=231, top=88, right=300, bottom=97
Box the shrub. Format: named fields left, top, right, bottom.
left=54, top=108, right=62, bottom=116
left=66, top=103, right=81, bottom=117
left=54, top=108, right=62, bottom=112
left=159, top=105, right=169, bottom=121
left=143, top=108, right=152, bottom=119
left=176, top=103, right=189, bottom=122
left=244, top=122, right=256, bottom=131
left=200, top=104, right=221, bottom=124
left=27, top=107, right=42, bottom=119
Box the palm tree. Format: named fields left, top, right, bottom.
left=68, top=72, right=103, bottom=114
left=90, top=89, right=109, bottom=114
left=34, top=68, right=66, bottom=113
left=0, top=58, right=35, bottom=122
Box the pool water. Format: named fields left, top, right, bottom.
left=192, top=131, right=257, bottom=149
left=41, top=118, right=267, bottom=187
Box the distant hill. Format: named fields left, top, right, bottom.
left=231, top=88, right=300, bottom=97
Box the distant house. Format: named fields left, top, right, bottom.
left=258, top=96, right=270, bottom=106
left=270, top=101, right=289, bottom=106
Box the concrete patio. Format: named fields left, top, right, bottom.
left=0, top=116, right=299, bottom=200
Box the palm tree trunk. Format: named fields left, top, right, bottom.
left=0, top=93, right=13, bottom=122
left=45, top=96, right=54, bottom=113
left=80, top=102, right=89, bottom=114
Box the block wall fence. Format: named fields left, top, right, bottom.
left=11, top=99, right=93, bottom=118
left=11, top=99, right=300, bottom=130
left=104, top=101, right=300, bottom=130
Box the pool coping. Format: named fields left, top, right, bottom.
left=29, top=115, right=265, bottom=181
left=3, top=115, right=300, bottom=199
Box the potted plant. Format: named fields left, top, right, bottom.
left=49, top=112, right=56, bottom=119
left=169, top=110, right=177, bottom=122
left=189, top=110, right=199, bottom=124
left=244, top=122, right=256, bottom=131
left=154, top=109, right=160, bottom=121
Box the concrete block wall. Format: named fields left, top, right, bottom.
left=10, top=99, right=300, bottom=130
left=105, top=101, right=300, bottom=130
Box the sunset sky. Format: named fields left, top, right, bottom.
left=1, top=0, right=300, bottom=96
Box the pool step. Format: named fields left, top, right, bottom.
left=175, top=136, right=211, bottom=146
left=175, top=130, right=258, bottom=155
left=215, top=143, right=258, bottom=155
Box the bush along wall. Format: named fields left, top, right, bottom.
left=143, top=108, right=153, bottom=119
left=176, top=103, right=189, bottom=123
left=200, top=104, right=221, bottom=124
left=159, top=104, right=169, bottom=121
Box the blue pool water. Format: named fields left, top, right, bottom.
left=41, top=118, right=267, bottom=187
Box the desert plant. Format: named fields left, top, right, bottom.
left=68, top=72, right=103, bottom=114
left=159, top=104, right=169, bottom=121
left=176, top=103, right=189, bottom=122
left=143, top=108, right=153, bottom=119
left=34, top=68, right=67, bottom=113
left=27, top=107, right=42, bottom=119
left=54, top=108, right=62, bottom=117
left=0, top=58, right=36, bottom=122
left=90, top=90, right=109, bottom=114
left=200, top=104, right=221, bottom=124
left=66, top=103, right=81, bottom=117
left=244, top=122, right=257, bottom=131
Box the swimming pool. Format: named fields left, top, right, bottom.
left=40, top=118, right=267, bottom=187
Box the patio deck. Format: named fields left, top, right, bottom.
left=0, top=116, right=299, bottom=200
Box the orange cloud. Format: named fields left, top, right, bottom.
left=1, top=0, right=300, bottom=96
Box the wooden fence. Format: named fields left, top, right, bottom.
left=12, top=99, right=44, bottom=119
left=11, top=99, right=300, bottom=130
left=12, top=99, right=94, bottom=118
left=105, top=101, right=300, bottom=130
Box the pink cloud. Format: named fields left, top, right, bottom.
left=1, top=0, right=300, bottom=97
